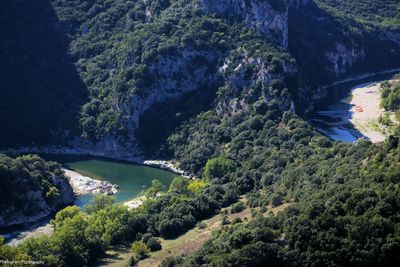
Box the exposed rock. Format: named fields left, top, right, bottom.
left=195, top=0, right=289, bottom=49
left=119, top=48, right=222, bottom=142
left=124, top=196, right=146, bottom=210
left=63, top=169, right=118, bottom=196
left=0, top=175, right=74, bottom=228
left=325, top=42, right=365, bottom=77
left=143, top=160, right=193, bottom=179
left=216, top=48, right=296, bottom=116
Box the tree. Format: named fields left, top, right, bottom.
left=187, top=180, right=206, bottom=193
left=51, top=206, right=82, bottom=229
left=131, top=241, right=150, bottom=259
left=84, top=195, right=115, bottom=214
left=146, top=237, right=162, bottom=251
left=169, top=176, right=189, bottom=193
left=145, top=180, right=165, bottom=198
left=203, top=157, right=236, bottom=180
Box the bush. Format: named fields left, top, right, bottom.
left=203, top=157, right=236, bottom=180
left=141, top=233, right=153, bottom=243
left=221, top=215, right=230, bottom=225
left=230, top=202, right=246, bottom=214
left=232, top=217, right=242, bottom=224
left=271, top=194, right=283, bottom=207
left=197, top=221, right=207, bottom=229
left=127, top=255, right=138, bottom=266
left=131, top=241, right=150, bottom=260
left=146, top=237, right=162, bottom=252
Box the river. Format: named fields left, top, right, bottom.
left=308, top=70, right=400, bottom=142
left=58, top=156, right=178, bottom=206
left=1, top=155, right=178, bottom=245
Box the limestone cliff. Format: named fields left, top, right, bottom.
left=195, top=0, right=289, bottom=49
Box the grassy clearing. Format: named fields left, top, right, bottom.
left=95, top=198, right=291, bottom=267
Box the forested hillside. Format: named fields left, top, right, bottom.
left=316, top=0, right=400, bottom=29
left=1, top=0, right=400, bottom=266
left=1, top=0, right=399, bottom=148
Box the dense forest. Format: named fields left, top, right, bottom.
left=1, top=0, right=400, bottom=266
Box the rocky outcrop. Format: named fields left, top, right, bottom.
left=325, top=42, right=366, bottom=77
left=0, top=175, right=74, bottom=228
left=216, top=48, right=296, bottom=116
left=195, top=0, right=289, bottom=49
left=122, top=48, right=221, bottom=140
left=63, top=169, right=119, bottom=195
left=143, top=160, right=193, bottom=179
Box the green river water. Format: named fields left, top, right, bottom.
left=46, top=155, right=179, bottom=207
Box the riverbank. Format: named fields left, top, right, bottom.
left=143, top=160, right=193, bottom=179
left=309, top=69, right=400, bottom=143
left=348, top=82, right=387, bottom=142
left=63, top=168, right=118, bottom=196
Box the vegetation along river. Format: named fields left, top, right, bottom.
left=2, top=155, right=178, bottom=244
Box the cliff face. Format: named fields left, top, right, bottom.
left=195, top=0, right=289, bottom=49
left=325, top=42, right=366, bottom=77
left=127, top=49, right=221, bottom=132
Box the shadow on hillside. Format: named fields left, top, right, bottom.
left=0, top=0, right=88, bottom=147
left=288, top=1, right=400, bottom=89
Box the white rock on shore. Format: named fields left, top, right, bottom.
left=123, top=196, right=146, bottom=210
left=143, top=160, right=194, bottom=179
left=63, top=168, right=118, bottom=196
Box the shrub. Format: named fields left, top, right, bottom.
left=146, top=237, right=162, bottom=252
left=127, top=255, right=138, bottom=266
left=197, top=221, right=207, bottom=229
left=141, top=233, right=153, bottom=243
left=203, top=157, right=236, bottom=180
left=230, top=201, right=246, bottom=214
left=131, top=241, right=150, bottom=260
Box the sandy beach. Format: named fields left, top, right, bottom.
left=349, top=82, right=387, bottom=143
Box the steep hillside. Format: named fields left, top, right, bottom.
left=1, top=1, right=400, bottom=266
left=0, top=154, right=74, bottom=227
left=0, top=0, right=88, bottom=147
left=288, top=0, right=400, bottom=110
left=1, top=0, right=399, bottom=150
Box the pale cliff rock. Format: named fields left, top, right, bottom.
left=216, top=49, right=296, bottom=116
left=195, top=0, right=289, bottom=49
left=122, top=49, right=221, bottom=140
left=63, top=169, right=119, bottom=196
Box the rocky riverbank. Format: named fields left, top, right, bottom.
left=143, top=160, right=194, bottom=179
left=63, top=168, right=118, bottom=196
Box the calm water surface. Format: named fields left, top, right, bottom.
left=40, top=154, right=178, bottom=206
left=308, top=71, right=399, bottom=142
